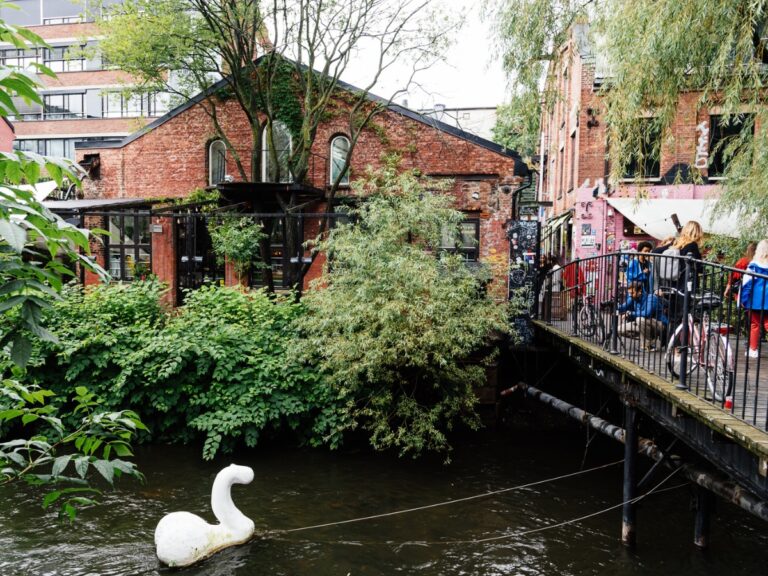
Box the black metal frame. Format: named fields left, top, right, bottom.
left=539, top=251, right=768, bottom=431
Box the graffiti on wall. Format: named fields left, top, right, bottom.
left=508, top=220, right=540, bottom=346
left=695, top=121, right=709, bottom=170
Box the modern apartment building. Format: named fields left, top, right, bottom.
left=0, top=0, right=168, bottom=160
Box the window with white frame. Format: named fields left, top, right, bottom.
left=261, top=120, right=292, bottom=183
left=44, top=46, right=84, bottom=72
left=209, top=140, right=227, bottom=186
left=329, top=135, right=350, bottom=186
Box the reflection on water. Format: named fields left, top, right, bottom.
left=0, top=431, right=766, bottom=575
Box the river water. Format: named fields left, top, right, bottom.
left=1, top=430, right=766, bottom=575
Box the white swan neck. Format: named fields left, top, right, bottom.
left=211, top=470, right=251, bottom=532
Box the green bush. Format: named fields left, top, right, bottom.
left=5, top=282, right=341, bottom=459
left=115, top=285, right=341, bottom=458
left=295, top=167, right=510, bottom=459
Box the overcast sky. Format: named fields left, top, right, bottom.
left=342, top=0, right=509, bottom=111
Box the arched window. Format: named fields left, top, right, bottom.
left=330, top=135, right=350, bottom=186
left=262, top=120, right=292, bottom=183
left=208, top=140, right=227, bottom=186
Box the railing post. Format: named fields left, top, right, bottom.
left=610, top=252, right=620, bottom=354
left=544, top=274, right=553, bottom=325
left=677, top=255, right=692, bottom=391
left=572, top=258, right=581, bottom=336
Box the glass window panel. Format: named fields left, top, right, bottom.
left=209, top=140, right=226, bottom=185
left=47, top=139, right=65, bottom=158
left=125, top=95, right=142, bottom=116
left=262, top=121, right=293, bottom=183
left=109, top=247, right=123, bottom=279
left=137, top=216, right=150, bottom=245
left=623, top=118, right=661, bottom=179
left=43, top=0, right=84, bottom=19
left=709, top=114, right=754, bottom=178
left=330, top=136, right=350, bottom=185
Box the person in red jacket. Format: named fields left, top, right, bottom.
left=724, top=241, right=756, bottom=300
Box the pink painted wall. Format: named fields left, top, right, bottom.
left=571, top=183, right=721, bottom=260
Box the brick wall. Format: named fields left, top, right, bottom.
left=542, top=26, right=737, bottom=264
left=0, top=119, right=14, bottom=152
left=77, top=92, right=523, bottom=295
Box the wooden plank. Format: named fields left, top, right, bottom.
left=535, top=320, right=768, bottom=459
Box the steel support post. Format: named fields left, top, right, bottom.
left=622, top=403, right=638, bottom=547
left=694, top=486, right=713, bottom=549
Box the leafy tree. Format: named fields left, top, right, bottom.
left=8, top=281, right=341, bottom=460
left=486, top=0, right=592, bottom=163
left=490, top=0, right=768, bottom=234
left=493, top=90, right=541, bottom=160
left=296, top=165, right=510, bottom=459
left=0, top=7, right=144, bottom=519
left=0, top=381, right=146, bottom=521
left=0, top=5, right=105, bottom=364
left=95, top=0, right=458, bottom=292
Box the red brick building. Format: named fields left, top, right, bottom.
left=0, top=117, right=14, bottom=151
left=72, top=75, right=527, bottom=303
left=540, top=24, right=740, bottom=262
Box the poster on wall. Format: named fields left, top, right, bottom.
left=507, top=220, right=540, bottom=347
left=581, top=223, right=592, bottom=236
left=581, top=235, right=596, bottom=247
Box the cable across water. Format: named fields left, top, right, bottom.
left=271, top=459, right=625, bottom=536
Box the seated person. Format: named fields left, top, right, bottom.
left=626, top=241, right=654, bottom=292
left=618, top=280, right=668, bottom=350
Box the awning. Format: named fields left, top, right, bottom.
left=542, top=210, right=572, bottom=233
left=606, top=198, right=741, bottom=239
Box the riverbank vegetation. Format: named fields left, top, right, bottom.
left=2, top=168, right=510, bottom=463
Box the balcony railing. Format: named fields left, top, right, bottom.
left=538, top=252, right=768, bottom=431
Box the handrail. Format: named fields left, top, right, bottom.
left=538, top=252, right=768, bottom=431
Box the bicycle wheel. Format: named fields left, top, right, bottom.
left=705, top=332, right=734, bottom=402
left=579, top=305, right=600, bottom=338
left=665, top=324, right=697, bottom=378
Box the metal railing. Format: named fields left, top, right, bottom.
left=538, top=252, right=768, bottom=431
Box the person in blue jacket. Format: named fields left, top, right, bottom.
left=618, top=280, right=668, bottom=350
left=739, top=239, right=768, bottom=358
left=626, top=241, right=654, bottom=292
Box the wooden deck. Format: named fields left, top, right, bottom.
left=534, top=319, right=768, bottom=463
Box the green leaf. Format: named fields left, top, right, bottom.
left=51, top=455, right=71, bottom=477
left=42, top=490, right=62, bottom=509
left=0, top=218, right=26, bottom=251
left=74, top=456, right=89, bottom=479
left=21, top=412, right=39, bottom=425
left=10, top=335, right=32, bottom=368
left=92, top=460, right=114, bottom=485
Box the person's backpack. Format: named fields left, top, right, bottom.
left=658, top=246, right=681, bottom=281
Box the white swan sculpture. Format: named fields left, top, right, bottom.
left=154, top=464, right=256, bottom=567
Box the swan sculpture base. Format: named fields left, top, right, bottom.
left=155, top=464, right=256, bottom=567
